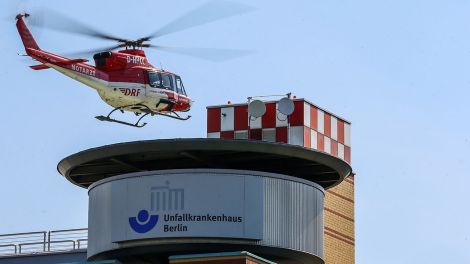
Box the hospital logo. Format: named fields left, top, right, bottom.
left=128, top=209, right=159, bottom=233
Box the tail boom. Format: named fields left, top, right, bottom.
left=15, top=13, right=108, bottom=90
left=16, top=14, right=40, bottom=52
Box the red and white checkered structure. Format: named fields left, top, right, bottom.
left=207, top=98, right=351, bottom=163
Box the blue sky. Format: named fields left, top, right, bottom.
left=1, top=0, right=470, bottom=263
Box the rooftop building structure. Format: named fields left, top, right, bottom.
left=0, top=96, right=354, bottom=264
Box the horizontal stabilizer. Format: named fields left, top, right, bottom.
left=30, top=64, right=50, bottom=70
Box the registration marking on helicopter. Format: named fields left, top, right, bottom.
left=71, top=64, right=96, bottom=77
left=126, top=56, right=145, bottom=65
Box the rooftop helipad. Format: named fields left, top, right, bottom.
left=58, top=138, right=352, bottom=189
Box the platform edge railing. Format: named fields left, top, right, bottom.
left=0, top=228, right=87, bottom=256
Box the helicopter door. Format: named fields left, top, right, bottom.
left=160, top=73, right=177, bottom=96
left=160, top=73, right=178, bottom=101
left=146, top=71, right=161, bottom=98
left=146, top=71, right=178, bottom=108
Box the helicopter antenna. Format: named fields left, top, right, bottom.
left=159, top=61, right=164, bottom=71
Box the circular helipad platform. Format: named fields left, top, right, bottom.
left=58, top=138, right=352, bottom=189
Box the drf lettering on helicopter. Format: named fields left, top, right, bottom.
left=119, top=88, right=142, bottom=96
left=71, top=64, right=96, bottom=77
left=127, top=56, right=145, bottom=65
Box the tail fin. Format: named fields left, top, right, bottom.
left=16, top=13, right=40, bottom=51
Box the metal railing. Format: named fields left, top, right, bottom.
left=0, top=228, right=87, bottom=256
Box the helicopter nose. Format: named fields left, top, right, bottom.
left=187, top=100, right=195, bottom=109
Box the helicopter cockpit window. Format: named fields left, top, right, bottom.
left=175, top=76, right=186, bottom=95
left=148, top=72, right=161, bottom=87
left=161, top=74, right=174, bottom=91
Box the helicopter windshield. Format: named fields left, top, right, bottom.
left=148, top=71, right=186, bottom=95
left=148, top=71, right=173, bottom=91
left=175, top=75, right=186, bottom=95
left=161, top=74, right=173, bottom=90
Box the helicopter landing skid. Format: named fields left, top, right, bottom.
left=156, top=111, right=191, bottom=121
left=95, top=105, right=191, bottom=127
left=95, top=106, right=149, bottom=128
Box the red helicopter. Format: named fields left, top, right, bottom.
left=15, top=1, right=252, bottom=127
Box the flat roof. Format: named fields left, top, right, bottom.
left=58, top=138, right=352, bottom=189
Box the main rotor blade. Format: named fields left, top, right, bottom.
left=147, top=45, right=253, bottom=62
left=140, top=0, right=254, bottom=41
left=63, top=44, right=125, bottom=58
left=29, top=8, right=126, bottom=42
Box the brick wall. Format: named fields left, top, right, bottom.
left=324, top=176, right=355, bottom=263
